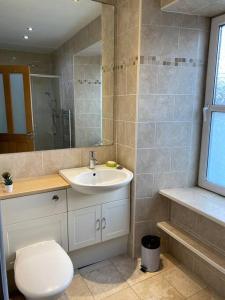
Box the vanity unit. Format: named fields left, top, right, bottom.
left=0, top=166, right=133, bottom=270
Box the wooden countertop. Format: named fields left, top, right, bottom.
left=0, top=174, right=70, bottom=200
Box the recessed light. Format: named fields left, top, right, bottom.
left=27, top=27, right=33, bottom=31
left=24, top=35, right=29, bottom=40
left=73, top=0, right=79, bottom=2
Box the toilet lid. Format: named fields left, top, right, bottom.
left=14, top=241, right=74, bottom=299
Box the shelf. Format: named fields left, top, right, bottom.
left=157, top=221, right=225, bottom=275
left=159, top=187, right=225, bottom=228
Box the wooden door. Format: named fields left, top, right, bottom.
left=101, top=199, right=130, bottom=242
left=68, top=206, right=101, bottom=251
left=0, top=65, right=34, bottom=153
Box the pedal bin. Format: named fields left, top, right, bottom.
left=141, top=235, right=160, bottom=272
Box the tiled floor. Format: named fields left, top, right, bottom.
left=11, top=253, right=223, bottom=300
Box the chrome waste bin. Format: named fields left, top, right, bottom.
left=141, top=235, right=160, bottom=272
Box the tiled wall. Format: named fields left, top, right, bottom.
left=115, top=0, right=141, bottom=172
left=0, top=146, right=115, bottom=179
left=54, top=17, right=102, bottom=148
left=169, top=202, right=225, bottom=296
left=115, top=0, right=141, bottom=255
left=74, top=56, right=102, bottom=147
left=102, top=4, right=114, bottom=145
left=133, top=0, right=210, bottom=256
left=0, top=49, right=53, bottom=75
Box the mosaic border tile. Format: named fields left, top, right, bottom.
left=140, top=55, right=205, bottom=67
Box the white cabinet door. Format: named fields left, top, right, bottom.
left=4, top=213, right=68, bottom=269
left=68, top=206, right=101, bottom=251
left=102, top=199, right=130, bottom=241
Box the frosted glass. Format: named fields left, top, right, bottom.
left=10, top=74, right=26, bottom=134
left=0, top=74, right=7, bottom=133
left=214, top=25, right=225, bottom=105
left=207, top=112, right=225, bottom=187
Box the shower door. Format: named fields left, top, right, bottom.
left=0, top=65, right=34, bottom=153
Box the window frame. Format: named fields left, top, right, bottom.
left=199, top=14, right=225, bottom=196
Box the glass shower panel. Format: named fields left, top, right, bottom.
left=0, top=74, right=7, bottom=133
left=10, top=74, right=26, bottom=134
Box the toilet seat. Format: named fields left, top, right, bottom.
left=14, top=241, right=74, bottom=299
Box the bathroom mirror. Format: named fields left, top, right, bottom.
left=0, top=0, right=114, bottom=153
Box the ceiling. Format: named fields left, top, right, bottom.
left=0, top=0, right=102, bottom=53
left=161, top=0, right=225, bottom=17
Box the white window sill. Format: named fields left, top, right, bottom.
left=159, top=187, right=225, bottom=228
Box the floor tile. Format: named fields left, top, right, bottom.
left=132, top=273, right=184, bottom=300
left=79, top=260, right=112, bottom=275
left=79, top=260, right=129, bottom=300
left=110, top=253, right=178, bottom=286
left=187, top=288, right=224, bottom=300
left=65, top=274, right=94, bottom=300
left=103, top=287, right=139, bottom=300
left=110, top=254, right=153, bottom=285
left=163, top=266, right=206, bottom=298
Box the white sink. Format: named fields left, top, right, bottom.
left=59, top=165, right=133, bottom=194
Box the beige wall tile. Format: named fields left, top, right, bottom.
left=81, top=145, right=116, bottom=166
left=154, top=171, right=188, bottom=190
left=42, top=148, right=81, bottom=174
left=116, top=121, right=136, bottom=147
left=141, top=25, right=179, bottom=56
left=136, top=174, right=154, bottom=198
left=0, top=152, right=44, bottom=179
left=117, top=145, right=135, bottom=171
left=193, top=257, right=225, bottom=297
left=116, top=95, right=137, bottom=122
left=168, top=238, right=195, bottom=271
left=136, top=148, right=170, bottom=174
left=138, top=95, right=174, bottom=122
left=171, top=147, right=190, bottom=172
left=137, top=123, right=156, bottom=148
left=136, top=195, right=170, bottom=222
left=178, top=28, right=199, bottom=58
left=174, top=95, right=194, bottom=122
left=156, top=122, right=192, bottom=147
left=139, top=65, right=158, bottom=94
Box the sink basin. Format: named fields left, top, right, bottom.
left=59, top=165, right=133, bottom=194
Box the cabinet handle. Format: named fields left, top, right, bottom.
left=96, top=219, right=100, bottom=231
left=102, top=217, right=106, bottom=230
left=52, top=195, right=59, bottom=201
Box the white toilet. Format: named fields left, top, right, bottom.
left=14, top=240, right=74, bottom=300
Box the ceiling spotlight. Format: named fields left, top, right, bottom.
left=73, top=0, right=79, bottom=2
left=27, top=27, right=33, bottom=31
left=24, top=35, right=29, bottom=40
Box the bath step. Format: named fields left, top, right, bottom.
left=157, top=221, right=225, bottom=275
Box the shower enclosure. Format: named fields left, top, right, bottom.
left=30, top=74, right=73, bottom=150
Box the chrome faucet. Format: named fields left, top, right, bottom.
left=89, top=151, right=98, bottom=169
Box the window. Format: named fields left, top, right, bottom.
left=199, top=14, right=225, bottom=196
